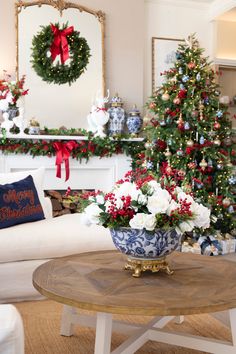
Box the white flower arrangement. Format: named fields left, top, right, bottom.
left=81, top=170, right=211, bottom=234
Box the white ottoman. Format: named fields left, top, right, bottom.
left=0, top=305, right=24, bottom=354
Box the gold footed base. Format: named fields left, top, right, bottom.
left=124, top=256, right=173, bottom=278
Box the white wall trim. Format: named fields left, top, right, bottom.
left=214, top=57, right=236, bottom=66
left=209, top=0, right=236, bottom=21
left=145, top=0, right=210, bottom=10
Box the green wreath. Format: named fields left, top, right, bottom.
left=31, top=23, right=91, bottom=85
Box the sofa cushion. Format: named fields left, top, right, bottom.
left=0, top=167, right=51, bottom=219
left=0, top=213, right=115, bottom=263
left=0, top=175, right=45, bottom=229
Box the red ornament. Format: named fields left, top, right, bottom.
left=213, top=121, right=221, bottom=130
left=188, top=62, right=195, bottom=69
left=178, top=89, right=187, bottom=99
left=188, top=162, right=196, bottom=169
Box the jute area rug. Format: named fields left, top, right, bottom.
left=15, top=300, right=231, bottom=354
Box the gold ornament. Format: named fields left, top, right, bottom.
left=222, top=198, right=231, bottom=207
left=198, top=102, right=204, bottom=121
left=176, top=113, right=183, bottom=125
left=162, top=93, right=170, bottom=101
left=199, top=158, right=208, bottom=170
left=186, top=139, right=194, bottom=147
left=213, top=138, right=221, bottom=146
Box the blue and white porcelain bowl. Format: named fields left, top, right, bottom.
left=109, top=227, right=182, bottom=259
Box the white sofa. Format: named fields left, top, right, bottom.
left=0, top=168, right=115, bottom=303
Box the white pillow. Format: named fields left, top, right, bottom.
left=0, top=167, right=51, bottom=219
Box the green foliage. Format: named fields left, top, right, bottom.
left=31, top=23, right=91, bottom=85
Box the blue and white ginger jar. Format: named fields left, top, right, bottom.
left=107, top=93, right=125, bottom=135
left=126, top=105, right=142, bottom=135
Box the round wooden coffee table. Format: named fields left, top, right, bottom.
left=33, top=250, right=236, bottom=354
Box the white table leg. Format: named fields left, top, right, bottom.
left=175, top=316, right=185, bottom=324
left=60, top=305, right=76, bottom=336
left=229, top=308, right=236, bottom=346
left=94, top=312, right=113, bottom=354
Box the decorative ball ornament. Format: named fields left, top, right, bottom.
left=184, top=122, right=190, bottom=130
left=164, top=147, right=172, bottom=157
left=144, top=141, right=153, bottom=150
left=199, top=136, right=205, bottom=145
left=213, top=138, right=221, bottom=146
left=223, top=136, right=232, bottom=146
left=216, top=110, right=223, bottom=118
left=149, top=102, right=156, bottom=109
left=188, top=62, right=196, bottom=69
left=166, top=166, right=173, bottom=175
left=216, top=160, right=224, bottom=170
left=177, top=148, right=184, bottom=156
left=173, top=97, right=181, bottom=105
left=222, top=198, right=231, bottom=207
left=159, top=120, right=167, bottom=126
left=186, top=139, right=194, bottom=147
left=199, top=158, right=208, bottom=170
left=31, top=23, right=91, bottom=85
left=162, top=93, right=170, bottom=101
left=213, top=121, right=221, bottom=130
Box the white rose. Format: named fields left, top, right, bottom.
left=115, top=182, right=140, bottom=201
left=178, top=220, right=195, bottom=233
left=177, top=191, right=194, bottom=205
left=96, top=194, right=105, bottom=205
left=137, top=192, right=147, bottom=205
left=147, top=180, right=161, bottom=195
left=115, top=197, right=124, bottom=209
left=83, top=203, right=103, bottom=225
left=192, top=203, right=211, bottom=229
left=144, top=214, right=156, bottom=231
left=147, top=188, right=171, bottom=214
left=166, top=200, right=179, bottom=216
left=129, top=213, right=147, bottom=229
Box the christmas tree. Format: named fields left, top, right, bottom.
left=144, top=34, right=236, bottom=236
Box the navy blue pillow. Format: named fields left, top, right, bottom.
left=0, top=175, right=45, bottom=229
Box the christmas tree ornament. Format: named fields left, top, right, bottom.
left=176, top=113, right=184, bottom=125
left=228, top=205, right=234, bottom=214
left=164, top=147, right=172, bottom=157
left=162, top=92, right=170, bottom=101
left=186, top=139, right=194, bottom=147
left=191, top=110, right=198, bottom=118
left=173, top=97, right=181, bottom=105
left=179, top=67, right=183, bottom=74
left=213, top=121, right=221, bottom=130
left=176, top=52, right=182, bottom=60
left=156, top=162, right=160, bottom=171
left=177, top=148, right=184, bottom=156
left=229, top=175, right=236, bottom=185
left=199, top=102, right=204, bottom=120
left=184, top=122, right=190, bottom=130
left=199, top=136, right=205, bottom=145
left=196, top=73, right=201, bottom=81
left=208, top=159, right=213, bottom=167
left=188, top=62, right=195, bottom=69
left=216, top=110, right=223, bottom=118
left=179, top=84, right=185, bottom=90
left=182, top=75, right=189, bottom=83
left=216, top=160, right=224, bottom=170
left=144, top=141, right=153, bottom=150
left=222, top=198, right=231, bottom=207
left=213, top=138, right=221, bottom=146
left=166, top=116, right=172, bottom=124
left=188, top=161, right=196, bottom=169
left=146, top=161, right=154, bottom=170
left=160, top=120, right=167, bottom=126
left=165, top=165, right=173, bottom=175
left=223, top=136, right=232, bottom=146
left=226, top=161, right=233, bottom=168
left=170, top=76, right=177, bottom=83
left=208, top=130, right=216, bottom=137
left=178, top=169, right=186, bottom=177
left=183, top=184, right=192, bottom=193
left=149, top=102, right=156, bottom=109
left=199, top=158, right=208, bottom=170
left=167, top=138, right=173, bottom=145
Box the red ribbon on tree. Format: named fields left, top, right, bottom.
left=50, top=24, right=74, bottom=64
left=53, top=141, right=78, bottom=181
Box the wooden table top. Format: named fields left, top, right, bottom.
left=33, top=250, right=236, bottom=316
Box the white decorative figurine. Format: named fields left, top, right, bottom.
left=87, top=90, right=110, bottom=137
left=1, top=112, right=14, bottom=134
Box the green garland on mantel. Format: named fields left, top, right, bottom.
left=0, top=128, right=145, bottom=169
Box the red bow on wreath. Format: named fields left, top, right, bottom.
left=53, top=141, right=78, bottom=181
left=50, top=24, right=74, bottom=64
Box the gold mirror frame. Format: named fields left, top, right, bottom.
left=15, top=0, right=105, bottom=95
